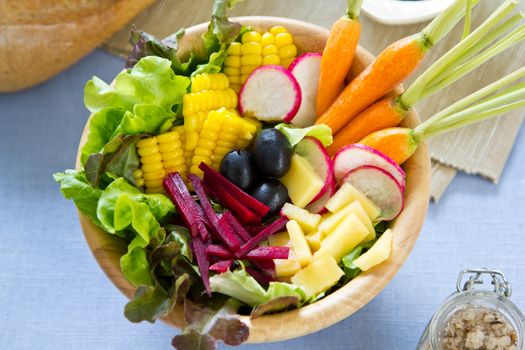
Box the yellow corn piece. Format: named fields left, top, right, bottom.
left=191, top=73, right=229, bottom=93
left=270, top=26, right=287, bottom=36
left=182, top=89, right=237, bottom=116
left=136, top=136, right=165, bottom=193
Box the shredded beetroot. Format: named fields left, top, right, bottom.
left=223, top=211, right=252, bottom=242
left=252, top=260, right=276, bottom=278
left=200, top=163, right=270, bottom=217
left=206, top=244, right=289, bottom=261
left=209, top=260, right=233, bottom=273
left=236, top=216, right=289, bottom=258
left=191, top=235, right=211, bottom=296
left=189, top=174, right=240, bottom=250
left=163, top=173, right=207, bottom=239
left=246, top=267, right=275, bottom=285
left=203, top=180, right=261, bottom=224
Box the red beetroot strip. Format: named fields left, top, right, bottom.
left=222, top=211, right=252, bottom=242
left=189, top=174, right=240, bottom=251
left=191, top=235, right=211, bottom=296
left=209, top=260, right=233, bottom=273
left=246, top=267, right=275, bottom=285
left=206, top=244, right=289, bottom=261
left=252, top=260, right=276, bottom=278
left=236, top=216, right=289, bottom=258
left=163, top=173, right=207, bottom=240
left=199, top=163, right=270, bottom=217
left=203, top=181, right=261, bottom=224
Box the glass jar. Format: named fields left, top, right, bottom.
left=417, top=269, right=525, bottom=350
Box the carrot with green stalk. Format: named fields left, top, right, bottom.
left=315, top=0, right=480, bottom=135
left=358, top=67, right=525, bottom=164
left=328, top=1, right=524, bottom=154
left=316, top=0, right=363, bottom=116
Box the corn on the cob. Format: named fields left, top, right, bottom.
left=190, top=108, right=259, bottom=177
left=134, top=127, right=187, bottom=193
left=223, top=26, right=298, bottom=88
left=191, top=73, right=230, bottom=92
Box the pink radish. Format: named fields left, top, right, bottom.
left=239, top=65, right=301, bottom=122
left=342, top=165, right=404, bottom=220
left=305, top=177, right=336, bottom=214
left=333, top=144, right=405, bottom=187
left=294, top=136, right=334, bottom=204
left=288, top=53, right=322, bottom=127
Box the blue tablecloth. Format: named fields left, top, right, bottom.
left=1, top=50, right=524, bottom=350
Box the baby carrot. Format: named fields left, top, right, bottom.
left=316, top=0, right=479, bottom=135
left=329, top=4, right=523, bottom=154
left=359, top=68, right=525, bottom=164
left=316, top=0, right=363, bottom=116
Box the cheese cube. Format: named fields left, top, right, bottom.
left=268, top=231, right=291, bottom=247
left=353, top=229, right=393, bottom=271
left=291, top=254, right=344, bottom=297
left=315, top=213, right=369, bottom=262
left=306, top=231, right=324, bottom=252
left=267, top=231, right=302, bottom=277
left=319, top=201, right=375, bottom=242
left=281, top=203, right=322, bottom=232
left=286, top=220, right=313, bottom=267
left=280, top=155, right=324, bottom=208
left=325, top=182, right=381, bottom=220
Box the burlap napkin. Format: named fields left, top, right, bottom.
left=102, top=0, right=525, bottom=201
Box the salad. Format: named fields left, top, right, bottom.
left=55, top=0, right=525, bottom=349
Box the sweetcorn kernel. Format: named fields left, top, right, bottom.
left=263, top=55, right=281, bottom=65
left=261, top=32, right=275, bottom=46
left=228, top=75, right=242, bottom=84
left=279, top=44, right=297, bottom=59
left=275, top=33, right=293, bottom=48
left=262, top=44, right=278, bottom=56
left=241, top=55, right=263, bottom=66
left=281, top=57, right=296, bottom=69
left=226, top=42, right=242, bottom=55
left=241, top=75, right=249, bottom=84
left=242, top=31, right=261, bottom=43
left=240, top=65, right=259, bottom=75
left=270, top=26, right=287, bottom=35
left=223, top=67, right=241, bottom=76
left=224, top=56, right=241, bottom=68
left=241, top=42, right=262, bottom=55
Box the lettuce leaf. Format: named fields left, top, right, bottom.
left=275, top=123, right=333, bottom=147
left=192, top=0, right=244, bottom=76
left=81, top=56, right=190, bottom=164
left=54, top=170, right=102, bottom=226
left=209, top=267, right=305, bottom=310
left=172, top=299, right=249, bottom=350
left=126, top=28, right=202, bottom=76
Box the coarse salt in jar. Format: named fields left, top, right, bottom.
left=417, top=269, right=525, bottom=350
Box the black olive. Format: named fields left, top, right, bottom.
left=220, top=150, right=256, bottom=191
left=251, top=179, right=289, bottom=217
left=252, top=129, right=292, bottom=178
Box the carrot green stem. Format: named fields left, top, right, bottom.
left=401, top=0, right=518, bottom=108
left=426, top=66, right=525, bottom=122
left=418, top=98, right=525, bottom=140
left=462, top=0, right=474, bottom=39
left=420, top=0, right=481, bottom=49
left=422, top=22, right=525, bottom=99
left=453, top=13, right=524, bottom=68
left=415, top=81, right=525, bottom=139
left=347, top=0, right=363, bottom=20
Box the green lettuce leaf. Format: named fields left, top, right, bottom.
left=81, top=56, right=190, bottom=164
left=124, top=284, right=173, bottom=323
left=53, top=170, right=102, bottom=226
left=275, top=123, right=334, bottom=147
left=126, top=27, right=203, bottom=76
left=209, top=267, right=305, bottom=309
left=192, top=0, right=244, bottom=76
left=121, top=236, right=155, bottom=287
left=340, top=240, right=376, bottom=279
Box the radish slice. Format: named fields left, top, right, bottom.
left=333, top=144, right=405, bottom=187
left=288, top=53, right=322, bottom=127
left=294, top=136, right=334, bottom=204
left=305, top=177, right=336, bottom=214
left=239, top=65, right=301, bottom=122
left=342, top=165, right=404, bottom=221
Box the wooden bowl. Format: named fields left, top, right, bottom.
left=76, top=16, right=430, bottom=343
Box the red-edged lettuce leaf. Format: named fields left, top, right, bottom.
left=172, top=299, right=249, bottom=350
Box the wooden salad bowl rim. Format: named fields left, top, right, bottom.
left=76, top=16, right=431, bottom=343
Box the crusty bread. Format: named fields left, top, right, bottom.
left=0, top=0, right=154, bottom=92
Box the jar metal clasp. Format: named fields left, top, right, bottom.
left=456, top=268, right=512, bottom=298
